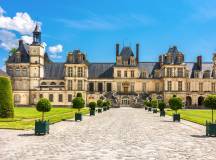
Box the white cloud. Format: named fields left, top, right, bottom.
left=0, top=6, right=39, bottom=34
left=48, top=44, right=63, bottom=59
left=21, top=35, right=33, bottom=44
left=0, top=29, right=18, bottom=50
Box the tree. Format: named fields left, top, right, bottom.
left=158, top=101, right=166, bottom=111
left=103, top=101, right=109, bottom=107
left=97, top=99, right=103, bottom=108
left=76, top=93, right=82, bottom=98
left=89, top=102, right=96, bottom=110
left=9, top=48, right=17, bottom=56
left=151, top=99, right=158, bottom=108
left=72, top=97, right=85, bottom=112
left=36, top=98, right=52, bottom=121
left=0, top=77, right=14, bottom=118
left=204, top=95, right=216, bottom=123
left=144, top=100, right=151, bottom=107
left=169, top=97, right=183, bottom=114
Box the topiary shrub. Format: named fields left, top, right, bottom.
left=204, top=95, right=216, bottom=123
left=169, top=96, right=183, bottom=114
left=0, top=77, right=14, bottom=118
left=89, top=102, right=96, bottom=110
left=97, top=99, right=103, bottom=108
left=76, top=93, right=82, bottom=98
left=158, top=101, right=166, bottom=111
left=144, top=100, right=151, bottom=107
left=151, top=99, right=158, bottom=108
left=36, top=98, right=52, bottom=121
left=73, top=97, right=85, bottom=112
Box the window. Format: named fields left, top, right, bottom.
left=168, top=81, right=172, bottom=91
left=167, top=68, right=172, bottom=77
left=203, top=70, right=211, bottom=79
left=68, top=67, right=73, bottom=77
left=15, top=68, right=20, bottom=76
left=212, top=83, right=215, bottom=92
left=177, top=68, right=183, bottom=77
left=78, top=80, right=83, bottom=90
left=124, top=71, right=127, bottom=77
left=89, top=82, right=94, bottom=92
left=14, top=94, right=21, bottom=103
left=59, top=94, right=63, bottom=102
left=39, top=94, right=43, bottom=99
left=59, top=82, right=65, bottom=86
left=141, top=72, right=147, bottom=78
left=8, top=68, right=13, bottom=76
left=68, top=94, right=72, bottom=102
left=50, top=82, right=56, bottom=85
left=22, top=68, right=27, bottom=76
left=117, top=71, right=121, bottom=78
left=78, top=67, right=83, bottom=77
left=178, top=81, right=182, bottom=91
left=131, top=71, right=134, bottom=78
left=117, top=82, right=121, bottom=92
left=68, top=80, right=73, bottom=91
left=194, top=71, right=199, bottom=78
left=186, top=82, right=190, bottom=91
left=131, top=83, right=135, bottom=92
left=98, top=83, right=103, bottom=92
left=106, top=83, right=112, bottom=92
left=49, top=94, right=54, bottom=102
left=199, top=82, right=203, bottom=92
left=155, top=83, right=160, bottom=92
left=142, top=83, right=146, bottom=92
left=154, top=70, right=160, bottom=78
left=41, top=82, right=47, bottom=85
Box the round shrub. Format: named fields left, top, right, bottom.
left=158, top=101, right=166, bottom=111
left=89, top=102, right=96, bottom=110
left=151, top=99, right=158, bottom=108
left=144, top=100, right=151, bottom=107
left=73, top=97, right=85, bottom=112
left=36, top=98, right=52, bottom=121
left=204, top=94, right=216, bottom=122
left=0, top=77, right=14, bottom=118
left=169, top=96, right=183, bottom=113
left=97, top=99, right=103, bottom=108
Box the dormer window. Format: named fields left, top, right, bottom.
left=203, top=70, right=211, bottom=79
left=141, top=71, right=147, bottom=78
left=194, top=71, right=200, bottom=78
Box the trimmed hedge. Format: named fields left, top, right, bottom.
left=0, top=76, right=14, bottom=118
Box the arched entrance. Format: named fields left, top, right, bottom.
left=186, top=96, right=192, bottom=106
left=121, top=96, right=130, bottom=106
left=198, top=96, right=204, bottom=106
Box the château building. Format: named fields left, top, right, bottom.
left=5, top=25, right=216, bottom=107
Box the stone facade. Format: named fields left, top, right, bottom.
left=5, top=25, right=216, bottom=107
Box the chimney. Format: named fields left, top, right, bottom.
left=116, top=43, right=119, bottom=57
left=136, top=43, right=139, bottom=64
left=19, top=39, right=24, bottom=48
left=197, top=56, right=202, bottom=70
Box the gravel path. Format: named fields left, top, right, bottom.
left=0, top=108, right=216, bottom=160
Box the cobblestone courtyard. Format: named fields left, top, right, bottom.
left=1, top=108, right=216, bottom=160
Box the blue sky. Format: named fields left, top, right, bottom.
left=1, top=0, right=216, bottom=70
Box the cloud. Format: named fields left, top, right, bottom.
left=0, top=29, right=18, bottom=50
left=57, top=13, right=155, bottom=30
left=48, top=44, right=63, bottom=59
left=21, top=35, right=33, bottom=44
left=0, top=8, right=38, bottom=34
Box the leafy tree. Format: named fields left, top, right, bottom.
left=151, top=99, right=158, bottom=108
left=76, top=93, right=82, bottom=98
left=36, top=98, right=52, bottom=121
left=72, top=97, right=85, bottom=112
left=158, top=101, right=166, bottom=111
left=89, top=102, right=96, bottom=110
left=144, top=100, right=151, bottom=107
left=9, top=48, right=17, bottom=56
left=169, top=96, right=183, bottom=114
left=97, top=99, right=103, bottom=108
left=0, top=77, right=14, bottom=118
left=204, top=95, right=216, bottom=123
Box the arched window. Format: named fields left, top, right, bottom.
left=59, top=82, right=65, bottom=86
left=50, top=82, right=56, bottom=85
left=22, top=68, right=27, bottom=76
left=41, top=82, right=47, bottom=85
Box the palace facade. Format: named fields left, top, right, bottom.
left=5, top=25, right=216, bottom=107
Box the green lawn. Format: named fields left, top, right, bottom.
left=166, top=109, right=215, bottom=125
left=0, top=107, right=89, bottom=130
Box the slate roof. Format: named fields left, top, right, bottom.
left=44, top=63, right=65, bottom=80
left=120, top=47, right=134, bottom=61
left=0, top=69, right=8, bottom=76
left=138, top=62, right=161, bottom=75
left=88, top=63, right=114, bottom=79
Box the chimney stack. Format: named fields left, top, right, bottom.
left=116, top=43, right=119, bottom=57
left=136, top=43, right=139, bottom=64
left=19, top=39, right=24, bottom=48
left=197, top=56, right=202, bottom=70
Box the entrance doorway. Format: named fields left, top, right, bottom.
left=186, top=96, right=192, bottom=106
left=124, top=87, right=129, bottom=93
left=198, top=96, right=204, bottom=106
left=122, top=98, right=130, bottom=105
